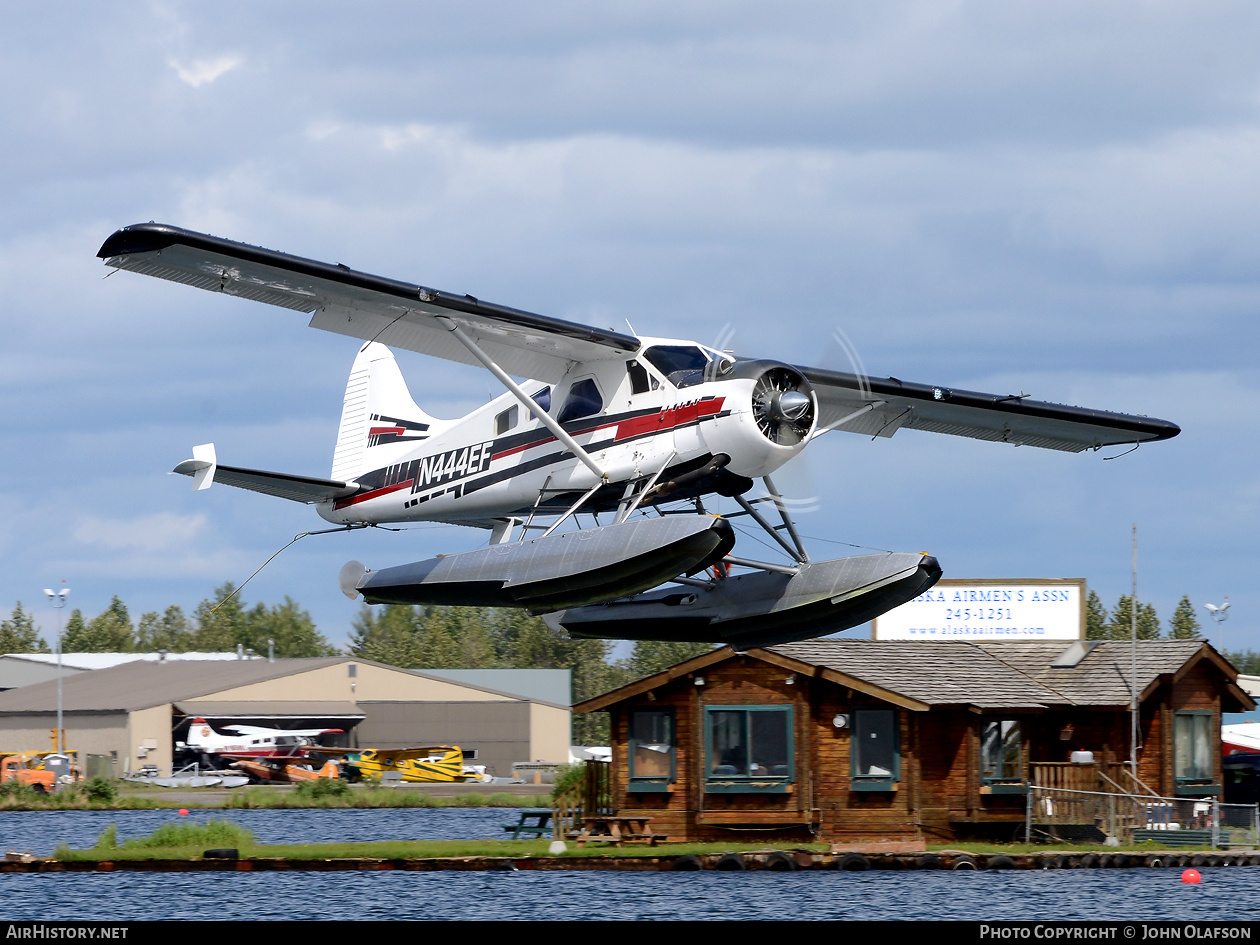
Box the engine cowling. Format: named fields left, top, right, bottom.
left=698, top=360, right=817, bottom=478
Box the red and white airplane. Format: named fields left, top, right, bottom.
left=98, top=224, right=1180, bottom=649
left=182, top=718, right=343, bottom=760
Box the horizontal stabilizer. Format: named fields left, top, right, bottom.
left=173, top=454, right=360, bottom=504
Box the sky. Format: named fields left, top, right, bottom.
left=4, top=1, right=1260, bottom=654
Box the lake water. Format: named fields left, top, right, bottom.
left=1, top=810, right=1257, bottom=921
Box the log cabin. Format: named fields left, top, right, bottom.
left=574, top=640, right=1254, bottom=843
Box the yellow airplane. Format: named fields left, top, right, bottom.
left=342, top=746, right=478, bottom=784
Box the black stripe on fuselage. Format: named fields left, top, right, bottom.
left=353, top=402, right=731, bottom=512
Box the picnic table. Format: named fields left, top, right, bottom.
left=571, top=815, right=665, bottom=846
left=503, top=809, right=553, bottom=839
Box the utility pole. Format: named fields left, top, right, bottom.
left=1130, top=525, right=1138, bottom=780
left=42, top=585, right=70, bottom=753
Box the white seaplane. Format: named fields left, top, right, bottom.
left=98, top=224, right=1179, bottom=648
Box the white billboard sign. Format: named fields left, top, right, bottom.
left=872, top=579, right=1085, bottom=641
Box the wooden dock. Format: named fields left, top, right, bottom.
left=9, top=849, right=1258, bottom=873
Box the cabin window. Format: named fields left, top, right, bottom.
left=980, top=719, right=1026, bottom=794
left=1174, top=710, right=1215, bottom=789
left=626, top=360, right=651, bottom=395
left=642, top=345, right=711, bottom=389
left=703, top=705, right=793, bottom=793
left=851, top=707, right=899, bottom=791
left=557, top=378, right=603, bottom=423
left=495, top=404, right=518, bottom=435
left=629, top=709, right=675, bottom=792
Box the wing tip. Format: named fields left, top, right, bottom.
left=97, top=222, right=187, bottom=259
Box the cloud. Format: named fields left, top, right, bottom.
left=168, top=54, right=243, bottom=88
left=74, top=512, right=208, bottom=551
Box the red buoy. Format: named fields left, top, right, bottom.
left=1181, top=869, right=1201, bottom=884
left=179, top=808, right=189, bottom=816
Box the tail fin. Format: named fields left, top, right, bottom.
left=331, top=342, right=438, bottom=481
left=186, top=719, right=214, bottom=750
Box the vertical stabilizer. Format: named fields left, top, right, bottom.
left=331, top=343, right=437, bottom=481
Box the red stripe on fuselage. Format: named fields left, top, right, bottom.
left=614, top=398, right=725, bottom=441
left=490, top=398, right=726, bottom=461
left=333, top=479, right=413, bottom=510
left=368, top=426, right=406, bottom=436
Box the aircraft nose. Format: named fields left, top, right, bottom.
left=772, top=390, right=812, bottom=422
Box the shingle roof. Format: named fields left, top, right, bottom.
left=975, top=640, right=1207, bottom=706
left=766, top=639, right=1224, bottom=711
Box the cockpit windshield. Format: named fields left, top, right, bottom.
left=642, top=345, right=712, bottom=389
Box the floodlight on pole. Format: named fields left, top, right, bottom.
left=1205, top=598, right=1230, bottom=651
left=42, top=586, right=70, bottom=753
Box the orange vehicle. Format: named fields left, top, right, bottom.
left=1, top=756, right=56, bottom=794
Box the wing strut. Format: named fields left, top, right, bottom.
left=437, top=316, right=607, bottom=481
left=808, top=400, right=886, bottom=441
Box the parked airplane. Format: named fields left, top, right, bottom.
left=230, top=757, right=341, bottom=784
left=182, top=717, right=344, bottom=760
left=340, top=746, right=483, bottom=784
left=98, top=224, right=1180, bottom=648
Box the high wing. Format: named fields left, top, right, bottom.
left=97, top=223, right=639, bottom=383
left=799, top=366, right=1180, bottom=453
left=222, top=725, right=344, bottom=737
left=318, top=746, right=459, bottom=761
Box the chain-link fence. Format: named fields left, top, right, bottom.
left=1027, top=784, right=1259, bottom=849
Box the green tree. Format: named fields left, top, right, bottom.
left=1103, top=595, right=1160, bottom=641
left=1225, top=650, right=1260, bottom=675
left=1084, top=590, right=1109, bottom=641
left=188, top=585, right=335, bottom=657
left=63, top=596, right=135, bottom=652
left=1167, top=595, right=1204, bottom=640
left=630, top=640, right=714, bottom=677
left=246, top=598, right=337, bottom=657
left=348, top=604, right=426, bottom=667
left=59, top=609, right=86, bottom=652
left=0, top=602, right=49, bottom=654
left=190, top=583, right=250, bottom=652
left=136, top=606, right=193, bottom=652
left=414, top=607, right=498, bottom=668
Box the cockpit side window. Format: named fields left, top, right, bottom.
left=529, top=387, right=551, bottom=420
left=642, top=345, right=711, bottom=389
left=557, top=378, right=603, bottom=423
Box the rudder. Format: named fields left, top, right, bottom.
left=331, top=342, right=438, bottom=481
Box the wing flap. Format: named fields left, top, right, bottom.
left=802, top=366, right=1180, bottom=452
left=99, top=224, right=639, bottom=381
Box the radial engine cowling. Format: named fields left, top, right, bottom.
left=750, top=365, right=816, bottom=446
left=700, top=360, right=817, bottom=478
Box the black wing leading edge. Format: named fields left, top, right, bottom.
left=798, top=366, right=1179, bottom=452
left=97, top=223, right=639, bottom=383
left=100, top=223, right=1180, bottom=452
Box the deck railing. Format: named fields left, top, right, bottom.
left=1026, top=766, right=1259, bottom=848
left=552, top=760, right=611, bottom=841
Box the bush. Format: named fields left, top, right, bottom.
left=550, top=764, right=585, bottom=802
left=94, top=824, right=118, bottom=850
left=121, top=818, right=253, bottom=850
left=293, top=777, right=352, bottom=801
left=83, top=777, right=118, bottom=804
left=0, top=779, right=42, bottom=802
